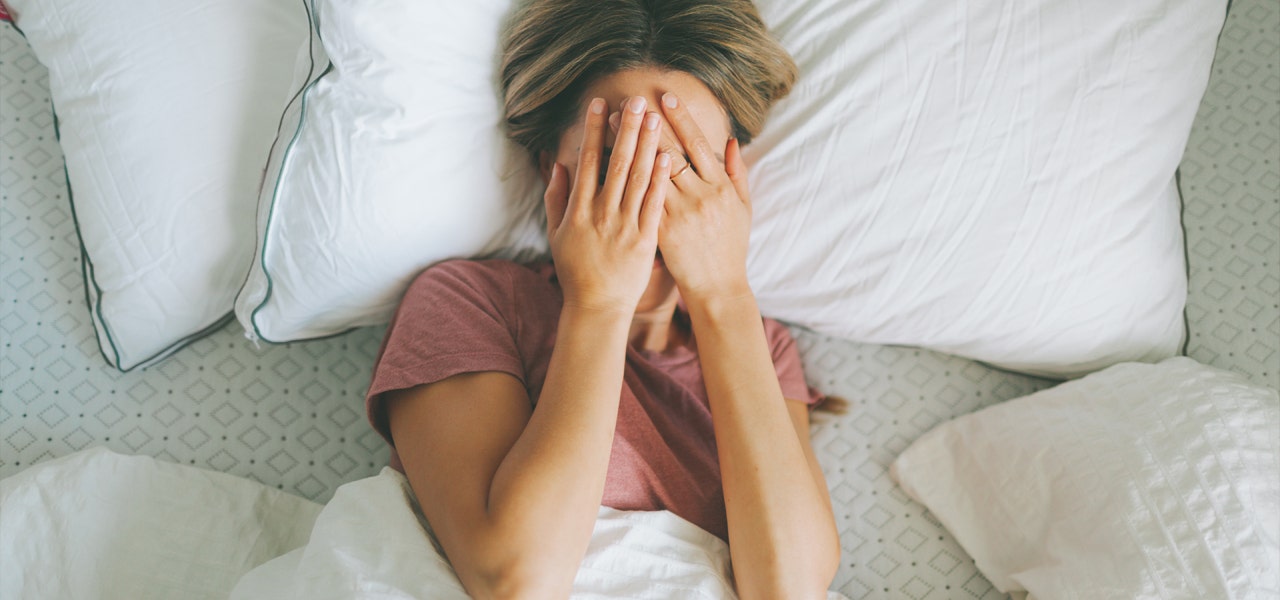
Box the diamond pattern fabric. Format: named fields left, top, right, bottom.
left=1181, top=0, right=1280, bottom=390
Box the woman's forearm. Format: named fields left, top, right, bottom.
left=481, top=306, right=632, bottom=596
left=686, top=292, right=841, bottom=599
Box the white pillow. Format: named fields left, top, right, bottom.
left=743, top=0, right=1216, bottom=377
left=0, top=447, right=322, bottom=600
left=234, top=0, right=545, bottom=342
left=6, top=0, right=307, bottom=370
left=890, top=357, right=1280, bottom=599
left=238, top=0, right=1219, bottom=377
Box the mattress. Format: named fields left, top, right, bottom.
left=1, top=1, right=1276, bottom=596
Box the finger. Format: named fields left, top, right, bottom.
left=621, top=111, right=663, bottom=218
left=543, top=162, right=569, bottom=236
left=724, top=138, right=750, bottom=205
left=573, top=97, right=608, bottom=209
left=608, top=111, right=620, bottom=134
left=640, top=152, right=671, bottom=237
left=659, top=92, right=720, bottom=181
left=600, top=96, right=649, bottom=206
left=655, top=129, right=691, bottom=180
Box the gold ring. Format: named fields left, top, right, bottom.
left=670, top=163, right=692, bottom=180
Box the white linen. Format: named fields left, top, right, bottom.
left=235, top=0, right=1220, bottom=378
left=891, top=357, right=1280, bottom=599
left=0, top=447, right=321, bottom=600
left=0, top=448, right=848, bottom=599
left=743, top=0, right=1215, bottom=377
left=231, top=467, right=784, bottom=599
left=4, top=0, right=307, bottom=370
left=234, top=0, right=546, bottom=343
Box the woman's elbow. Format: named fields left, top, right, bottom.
left=789, top=536, right=843, bottom=599
left=817, top=545, right=841, bottom=595
left=739, top=572, right=833, bottom=600
left=459, top=551, right=573, bottom=600
left=797, top=555, right=841, bottom=600
left=739, top=553, right=841, bottom=600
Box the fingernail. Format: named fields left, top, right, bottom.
left=629, top=96, right=646, bottom=114
left=590, top=98, right=605, bottom=114
left=609, top=112, right=621, bottom=129
left=662, top=93, right=677, bottom=108
left=658, top=153, right=670, bottom=168
left=644, top=112, right=660, bottom=130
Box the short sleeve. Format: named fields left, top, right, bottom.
left=365, top=260, right=528, bottom=445
left=764, top=318, right=825, bottom=406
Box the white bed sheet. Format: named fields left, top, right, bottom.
left=0, top=447, right=848, bottom=599
left=231, top=466, right=848, bottom=599
left=0, top=448, right=320, bottom=600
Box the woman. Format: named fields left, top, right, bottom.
left=365, top=1, right=841, bottom=597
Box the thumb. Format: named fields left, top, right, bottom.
left=725, top=138, right=750, bottom=205
left=543, top=162, right=569, bottom=236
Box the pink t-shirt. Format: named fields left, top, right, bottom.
left=366, top=259, right=821, bottom=541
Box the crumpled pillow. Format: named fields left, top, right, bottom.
left=892, top=357, right=1280, bottom=599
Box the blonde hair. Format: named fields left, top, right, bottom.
left=501, top=0, right=797, bottom=158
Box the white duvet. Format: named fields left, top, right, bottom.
left=229, top=469, right=746, bottom=599
left=0, top=447, right=847, bottom=599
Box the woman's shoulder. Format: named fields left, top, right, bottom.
left=408, top=258, right=555, bottom=294
left=400, top=258, right=559, bottom=317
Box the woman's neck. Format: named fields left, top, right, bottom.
left=629, top=266, right=684, bottom=353
left=629, top=306, right=683, bottom=352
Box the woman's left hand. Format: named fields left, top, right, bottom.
left=655, top=92, right=754, bottom=304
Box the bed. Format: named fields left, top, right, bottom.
left=0, top=0, right=1276, bottom=597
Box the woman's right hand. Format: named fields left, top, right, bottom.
left=544, top=96, right=671, bottom=315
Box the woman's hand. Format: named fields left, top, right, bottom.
left=545, top=96, right=672, bottom=315
left=654, top=92, right=754, bottom=304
